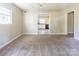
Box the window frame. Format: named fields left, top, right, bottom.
left=0, top=7, right=12, bottom=24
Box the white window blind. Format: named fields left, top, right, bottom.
left=0, top=7, right=12, bottom=24
left=39, top=18, right=45, bottom=24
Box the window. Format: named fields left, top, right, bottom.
left=39, top=18, right=45, bottom=24
left=0, top=7, right=12, bottom=24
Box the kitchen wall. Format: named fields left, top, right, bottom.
left=0, top=3, right=23, bottom=47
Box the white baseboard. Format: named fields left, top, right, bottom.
left=23, top=33, right=38, bottom=35
left=49, top=33, right=67, bottom=35
left=23, top=33, right=67, bottom=35
left=0, top=34, right=23, bottom=49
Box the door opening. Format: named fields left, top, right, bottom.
left=67, top=11, right=74, bottom=36
left=38, top=15, right=50, bottom=34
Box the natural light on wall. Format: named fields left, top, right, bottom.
left=0, top=7, right=12, bottom=24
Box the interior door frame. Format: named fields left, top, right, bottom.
left=67, top=11, right=74, bottom=35
left=37, top=15, right=50, bottom=34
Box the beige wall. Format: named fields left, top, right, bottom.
left=0, top=3, right=23, bottom=46
left=49, top=11, right=66, bottom=34
left=44, top=17, right=49, bottom=24
left=23, top=11, right=38, bottom=34
left=23, top=10, right=66, bottom=34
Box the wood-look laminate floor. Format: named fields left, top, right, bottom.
left=0, top=34, right=79, bottom=56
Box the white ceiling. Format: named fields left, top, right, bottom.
left=14, top=3, right=73, bottom=11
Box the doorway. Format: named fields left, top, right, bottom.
left=67, top=11, right=74, bottom=36
left=38, top=15, right=50, bottom=34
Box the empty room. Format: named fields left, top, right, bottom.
left=0, top=3, right=79, bottom=56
